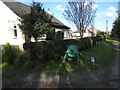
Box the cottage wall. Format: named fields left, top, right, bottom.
left=0, top=1, right=25, bottom=46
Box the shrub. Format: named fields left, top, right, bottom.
left=2, top=42, right=12, bottom=64
left=79, top=37, right=93, bottom=50
left=11, top=45, right=21, bottom=63
left=55, top=31, right=64, bottom=40
left=88, top=37, right=93, bottom=48
left=23, top=41, right=48, bottom=61
left=46, top=29, right=55, bottom=40
left=98, top=35, right=103, bottom=41
left=92, top=37, right=97, bottom=45
left=14, top=52, right=27, bottom=65
left=23, top=37, right=94, bottom=62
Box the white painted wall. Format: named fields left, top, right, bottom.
left=83, top=30, right=91, bottom=37
left=63, top=29, right=72, bottom=39
left=93, top=29, right=97, bottom=36
left=72, top=30, right=92, bottom=39
left=55, top=28, right=71, bottom=39
left=0, top=1, right=25, bottom=46
left=55, top=28, right=62, bottom=32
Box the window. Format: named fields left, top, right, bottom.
left=82, top=29, right=86, bottom=33
left=14, top=29, right=17, bottom=37
left=13, top=26, right=17, bottom=38
left=83, top=29, right=86, bottom=33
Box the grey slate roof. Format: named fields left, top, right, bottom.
left=3, top=1, right=70, bottom=29
left=4, top=2, right=31, bottom=17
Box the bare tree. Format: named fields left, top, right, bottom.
left=64, top=0, right=96, bottom=38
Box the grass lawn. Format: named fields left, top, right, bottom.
left=80, top=42, right=116, bottom=69
left=44, top=39, right=117, bottom=73
left=106, top=38, right=118, bottom=44
left=1, top=38, right=118, bottom=78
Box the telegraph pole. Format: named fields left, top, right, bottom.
left=106, top=20, right=108, bottom=32
left=106, top=20, right=108, bottom=39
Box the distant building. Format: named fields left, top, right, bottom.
left=71, top=27, right=100, bottom=39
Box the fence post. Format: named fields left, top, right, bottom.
left=0, top=45, right=3, bottom=90
left=0, top=45, right=3, bottom=64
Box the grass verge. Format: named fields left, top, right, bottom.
left=45, top=40, right=117, bottom=73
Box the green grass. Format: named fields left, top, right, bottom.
left=106, top=38, right=118, bottom=44
left=0, top=62, right=7, bottom=69
left=80, top=42, right=116, bottom=69
left=44, top=39, right=117, bottom=73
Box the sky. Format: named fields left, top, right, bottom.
left=16, top=0, right=119, bottom=32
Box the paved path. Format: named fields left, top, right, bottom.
left=2, top=41, right=120, bottom=88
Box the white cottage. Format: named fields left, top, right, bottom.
left=71, top=28, right=100, bottom=39
left=72, top=30, right=91, bottom=39
left=0, top=0, right=70, bottom=46
left=0, top=0, right=25, bottom=46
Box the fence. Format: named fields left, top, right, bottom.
left=0, top=45, right=3, bottom=64
left=0, top=45, right=2, bottom=90
left=11, top=45, right=21, bottom=52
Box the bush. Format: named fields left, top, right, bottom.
left=23, top=41, right=48, bottom=61
left=79, top=37, right=93, bottom=50
left=14, top=52, right=27, bottom=66
left=98, top=35, right=103, bottom=41
left=92, top=37, right=97, bottom=45
left=10, top=45, right=21, bottom=63
left=2, top=42, right=12, bottom=64
left=55, top=31, right=64, bottom=40
left=23, top=37, right=95, bottom=62
left=46, top=29, right=55, bottom=40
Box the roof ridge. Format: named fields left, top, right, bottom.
left=1, top=0, right=15, bottom=2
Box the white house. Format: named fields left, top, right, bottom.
left=71, top=28, right=100, bottom=39
left=0, top=0, right=70, bottom=46
left=0, top=0, right=25, bottom=47
left=72, top=29, right=91, bottom=39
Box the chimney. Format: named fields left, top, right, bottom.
left=47, top=8, right=51, bottom=14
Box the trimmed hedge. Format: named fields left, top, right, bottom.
left=23, top=37, right=99, bottom=62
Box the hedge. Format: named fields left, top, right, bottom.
left=23, top=37, right=100, bottom=62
